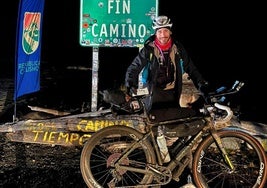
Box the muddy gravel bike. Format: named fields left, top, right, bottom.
left=80, top=81, right=267, bottom=188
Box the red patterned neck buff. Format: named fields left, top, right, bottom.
left=154, top=37, right=172, bottom=51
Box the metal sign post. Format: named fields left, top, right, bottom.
left=91, top=47, right=99, bottom=111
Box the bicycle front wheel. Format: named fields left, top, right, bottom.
left=80, top=125, right=156, bottom=188
left=192, top=129, right=267, bottom=188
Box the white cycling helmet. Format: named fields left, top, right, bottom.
left=152, top=15, right=173, bottom=30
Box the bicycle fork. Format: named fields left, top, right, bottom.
left=211, top=130, right=235, bottom=170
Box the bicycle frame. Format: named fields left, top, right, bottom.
left=112, top=120, right=234, bottom=184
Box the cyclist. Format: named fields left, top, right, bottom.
left=125, top=15, right=209, bottom=121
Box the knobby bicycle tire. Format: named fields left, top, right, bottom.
left=80, top=125, right=156, bottom=188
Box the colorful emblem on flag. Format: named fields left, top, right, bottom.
left=23, top=12, right=41, bottom=54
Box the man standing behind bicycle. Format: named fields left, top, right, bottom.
left=125, top=15, right=209, bottom=122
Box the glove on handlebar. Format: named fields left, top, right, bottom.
left=119, top=97, right=143, bottom=113
left=198, top=81, right=210, bottom=102
left=198, top=81, right=209, bottom=94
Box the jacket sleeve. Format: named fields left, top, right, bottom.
left=125, top=47, right=150, bottom=89
left=176, top=41, right=206, bottom=88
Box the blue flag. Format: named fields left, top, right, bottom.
left=14, top=0, right=45, bottom=99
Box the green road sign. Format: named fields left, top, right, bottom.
left=79, top=0, right=158, bottom=47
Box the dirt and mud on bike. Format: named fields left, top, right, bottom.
left=80, top=80, right=267, bottom=188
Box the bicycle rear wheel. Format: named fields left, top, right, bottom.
left=192, top=129, right=267, bottom=188
left=80, top=125, right=156, bottom=188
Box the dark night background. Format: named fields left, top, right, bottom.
left=0, top=1, right=266, bottom=187
left=1, top=1, right=266, bottom=122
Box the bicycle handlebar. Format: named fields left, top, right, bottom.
left=213, top=103, right=233, bottom=125
left=201, top=80, right=244, bottom=127
left=208, top=80, right=244, bottom=100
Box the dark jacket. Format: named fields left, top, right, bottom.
left=125, top=35, right=205, bottom=111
